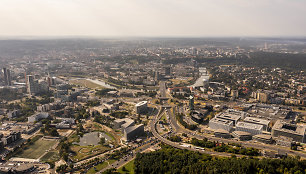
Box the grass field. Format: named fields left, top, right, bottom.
left=87, top=159, right=116, bottom=174
left=70, top=79, right=105, bottom=89
left=70, top=144, right=110, bottom=162
left=40, top=151, right=60, bottom=162
left=14, top=138, right=57, bottom=159
left=118, top=159, right=135, bottom=174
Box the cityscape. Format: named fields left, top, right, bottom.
left=0, top=38, right=305, bottom=173
left=1, top=0, right=306, bottom=174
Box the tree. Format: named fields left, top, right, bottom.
left=99, top=137, right=106, bottom=145
left=50, top=128, right=59, bottom=137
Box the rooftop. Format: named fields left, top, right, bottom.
left=244, top=117, right=270, bottom=125
left=210, top=117, right=233, bottom=126
left=135, top=101, right=148, bottom=107
left=236, top=121, right=264, bottom=130
left=272, top=120, right=305, bottom=135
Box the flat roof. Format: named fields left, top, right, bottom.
left=216, top=113, right=241, bottom=121
left=232, top=131, right=252, bottom=136
left=244, top=117, right=270, bottom=125
left=210, top=117, right=233, bottom=126
left=236, top=121, right=263, bottom=130
left=272, top=120, right=305, bottom=136
left=135, top=101, right=148, bottom=107
left=253, top=134, right=272, bottom=140
left=125, top=124, right=144, bottom=134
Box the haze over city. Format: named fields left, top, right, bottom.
left=0, top=1, right=306, bottom=174
left=1, top=0, right=306, bottom=37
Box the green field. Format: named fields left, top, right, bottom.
left=14, top=138, right=57, bottom=159
left=118, top=159, right=135, bottom=174
left=40, top=151, right=60, bottom=162
left=87, top=159, right=116, bottom=174
left=70, top=144, right=110, bottom=162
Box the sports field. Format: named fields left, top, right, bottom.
left=14, top=138, right=57, bottom=159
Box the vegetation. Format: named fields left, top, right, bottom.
left=14, top=138, right=57, bottom=159
left=110, top=111, right=128, bottom=119
left=190, top=138, right=259, bottom=156
left=0, top=88, right=22, bottom=101
left=134, top=145, right=306, bottom=174
left=87, top=159, right=116, bottom=174
left=118, top=159, right=135, bottom=174
left=168, top=135, right=182, bottom=142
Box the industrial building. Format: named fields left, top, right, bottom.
left=215, top=111, right=242, bottom=126
left=235, top=121, right=263, bottom=135
left=232, top=131, right=252, bottom=141
left=135, top=101, right=148, bottom=114
left=209, top=117, right=234, bottom=132
left=253, top=134, right=273, bottom=144
left=272, top=120, right=306, bottom=143
left=214, top=129, right=231, bottom=139
left=123, top=124, right=144, bottom=141
left=244, top=117, right=271, bottom=131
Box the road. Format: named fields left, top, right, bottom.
left=149, top=108, right=238, bottom=157
left=99, top=138, right=160, bottom=173
left=167, top=106, right=306, bottom=159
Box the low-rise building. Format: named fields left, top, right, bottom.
left=232, top=131, right=252, bottom=141
left=244, top=117, right=271, bottom=131
left=235, top=121, right=263, bottom=135
left=271, top=120, right=306, bottom=143
left=28, top=112, right=49, bottom=123
left=214, top=129, right=231, bottom=139
left=209, top=117, right=234, bottom=132
left=253, top=134, right=273, bottom=144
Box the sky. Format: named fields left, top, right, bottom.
left=0, top=0, right=305, bottom=37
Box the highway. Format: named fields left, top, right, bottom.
left=149, top=108, right=239, bottom=157
left=156, top=82, right=306, bottom=158
left=167, top=106, right=306, bottom=159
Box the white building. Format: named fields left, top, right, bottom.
left=244, top=117, right=270, bottom=131
left=235, top=121, right=263, bottom=135
left=209, top=117, right=234, bottom=132
left=28, top=112, right=49, bottom=123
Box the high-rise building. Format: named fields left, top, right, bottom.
left=2, top=68, right=11, bottom=86
left=189, top=95, right=194, bottom=110
left=165, top=67, right=171, bottom=76
left=27, top=75, right=48, bottom=95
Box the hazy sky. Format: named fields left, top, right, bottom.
left=0, top=0, right=305, bottom=37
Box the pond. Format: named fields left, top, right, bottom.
left=78, top=132, right=112, bottom=146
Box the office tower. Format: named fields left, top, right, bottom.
left=189, top=95, right=194, bottom=110
left=2, top=68, right=11, bottom=86
left=165, top=67, right=171, bottom=76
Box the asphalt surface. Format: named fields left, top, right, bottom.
left=166, top=106, right=306, bottom=159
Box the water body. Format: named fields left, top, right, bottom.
left=87, top=79, right=116, bottom=89
left=78, top=132, right=112, bottom=146
left=190, top=67, right=210, bottom=88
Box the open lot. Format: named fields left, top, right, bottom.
left=70, top=79, right=105, bottom=89
left=14, top=138, right=57, bottom=159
